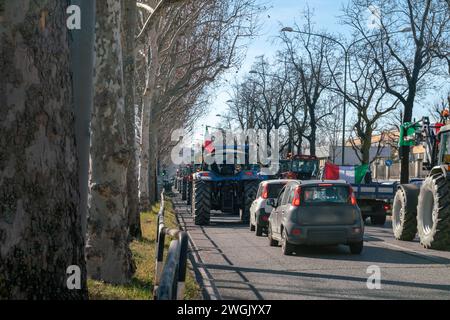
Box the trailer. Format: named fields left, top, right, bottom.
left=350, top=182, right=396, bottom=225
left=321, top=163, right=395, bottom=225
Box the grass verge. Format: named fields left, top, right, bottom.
left=88, top=197, right=201, bottom=300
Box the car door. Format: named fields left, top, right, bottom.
left=250, top=184, right=263, bottom=224
left=275, top=185, right=291, bottom=234
left=278, top=185, right=292, bottom=231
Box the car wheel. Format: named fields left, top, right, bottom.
left=249, top=215, right=255, bottom=232
left=281, top=229, right=295, bottom=256
left=268, top=223, right=278, bottom=247
left=349, top=241, right=363, bottom=254
left=370, top=215, right=386, bottom=226
left=255, top=223, right=263, bottom=237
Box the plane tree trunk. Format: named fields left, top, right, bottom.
left=121, top=0, right=141, bottom=239
left=0, top=0, right=87, bottom=299
left=86, top=0, right=135, bottom=284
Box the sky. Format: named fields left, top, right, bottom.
left=192, top=0, right=449, bottom=141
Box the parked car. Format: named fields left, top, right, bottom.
left=249, top=180, right=291, bottom=236
left=267, top=180, right=364, bottom=255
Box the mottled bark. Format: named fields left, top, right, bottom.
left=86, top=0, right=134, bottom=284
left=0, top=0, right=87, bottom=299
left=138, top=26, right=159, bottom=211
left=139, top=93, right=151, bottom=211
left=148, top=107, right=158, bottom=206
left=121, top=0, right=141, bottom=239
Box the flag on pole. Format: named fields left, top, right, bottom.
left=204, top=126, right=215, bottom=153
left=324, top=162, right=369, bottom=184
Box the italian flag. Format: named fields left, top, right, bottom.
left=203, top=127, right=215, bottom=154
left=324, top=162, right=369, bottom=184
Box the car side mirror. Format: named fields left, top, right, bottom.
left=267, top=198, right=277, bottom=207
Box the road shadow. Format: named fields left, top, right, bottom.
left=201, top=263, right=450, bottom=295
left=279, top=243, right=450, bottom=265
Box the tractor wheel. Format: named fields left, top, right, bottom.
left=392, top=184, right=419, bottom=241
left=181, top=180, right=187, bottom=201
left=417, top=173, right=450, bottom=250
left=187, top=181, right=192, bottom=205
left=240, top=181, right=259, bottom=224
left=192, top=179, right=211, bottom=226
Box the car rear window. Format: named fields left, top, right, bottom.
left=302, top=185, right=349, bottom=204
left=267, top=183, right=286, bottom=198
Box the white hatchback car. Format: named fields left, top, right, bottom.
left=249, top=180, right=291, bottom=236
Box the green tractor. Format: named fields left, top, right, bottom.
left=393, top=113, right=450, bottom=249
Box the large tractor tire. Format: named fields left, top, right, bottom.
left=240, top=181, right=259, bottom=224
left=192, top=179, right=211, bottom=226
left=187, top=181, right=192, bottom=205
left=181, top=180, right=187, bottom=201
left=392, top=184, right=419, bottom=241
left=417, top=173, right=450, bottom=250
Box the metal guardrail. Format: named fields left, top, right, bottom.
left=153, top=191, right=189, bottom=300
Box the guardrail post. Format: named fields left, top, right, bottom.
left=154, top=191, right=165, bottom=298
left=176, top=231, right=188, bottom=300
left=152, top=190, right=189, bottom=300
left=154, top=226, right=165, bottom=298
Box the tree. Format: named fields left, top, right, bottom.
left=326, top=41, right=400, bottom=164
left=138, top=0, right=262, bottom=205
left=280, top=10, right=334, bottom=156
left=86, top=0, right=135, bottom=284
left=0, top=0, right=87, bottom=299
left=343, top=0, right=450, bottom=183
left=121, top=0, right=141, bottom=240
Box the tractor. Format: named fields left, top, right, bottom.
left=178, top=164, right=194, bottom=202
left=191, top=145, right=264, bottom=226
left=278, top=153, right=319, bottom=180
left=392, top=111, right=450, bottom=250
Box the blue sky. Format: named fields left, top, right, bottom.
left=193, top=0, right=449, bottom=140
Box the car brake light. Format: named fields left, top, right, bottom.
left=291, top=228, right=301, bottom=236
left=262, top=184, right=269, bottom=199
left=200, top=172, right=209, bottom=177
left=319, top=183, right=333, bottom=187
left=244, top=171, right=253, bottom=176
left=352, top=227, right=361, bottom=234
left=383, top=204, right=391, bottom=211
left=349, top=186, right=357, bottom=205
left=292, top=186, right=301, bottom=206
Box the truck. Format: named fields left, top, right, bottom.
left=321, top=162, right=396, bottom=225
left=191, top=145, right=265, bottom=225
left=392, top=113, right=450, bottom=250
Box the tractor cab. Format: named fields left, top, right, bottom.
left=279, top=154, right=319, bottom=180
left=191, top=144, right=264, bottom=225
left=437, top=124, right=450, bottom=166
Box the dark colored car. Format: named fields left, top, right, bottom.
left=267, top=180, right=364, bottom=255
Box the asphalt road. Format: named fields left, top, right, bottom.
left=173, top=193, right=450, bottom=300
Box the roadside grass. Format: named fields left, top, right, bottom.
left=88, top=197, right=201, bottom=300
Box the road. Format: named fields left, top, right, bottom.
left=172, top=193, right=450, bottom=300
